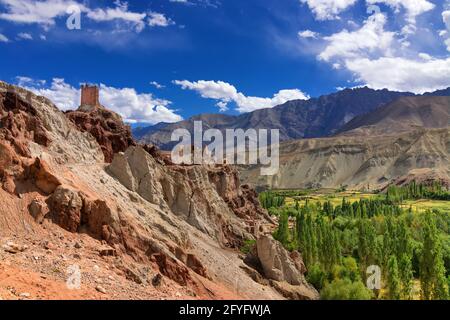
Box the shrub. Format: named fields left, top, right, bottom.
left=307, top=264, right=327, bottom=290
left=321, top=278, right=373, bottom=300
left=240, top=239, right=256, bottom=254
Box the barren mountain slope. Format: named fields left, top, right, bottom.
left=240, top=95, right=450, bottom=190
left=0, top=82, right=318, bottom=300
left=240, top=127, right=450, bottom=190
left=338, top=96, right=450, bottom=136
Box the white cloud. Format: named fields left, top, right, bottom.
left=17, top=32, right=32, bottom=40
left=24, top=78, right=80, bottom=111
left=319, top=13, right=395, bottom=61
left=16, top=76, right=46, bottom=86
left=0, top=33, right=9, bottom=42
left=298, top=29, right=319, bottom=38
left=0, top=0, right=174, bottom=33
left=367, top=0, right=435, bottom=36
left=149, top=81, right=165, bottom=89
left=366, top=0, right=435, bottom=22
left=418, top=52, right=432, bottom=60
left=443, top=10, right=450, bottom=51
left=21, top=78, right=182, bottom=124
left=173, top=80, right=309, bottom=113
left=300, top=0, right=357, bottom=20
left=99, top=84, right=182, bottom=123
left=345, top=56, right=450, bottom=93
left=86, top=1, right=146, bottom=32
left=147, top=11, right=174, bottom=27
left=316, top=9, right=450, bottom=94
left=0, top=0, right=86, bottom=26
left=444, top=10, right=450, bottom=28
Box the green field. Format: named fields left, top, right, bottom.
left=281, top=189, right=450, bottom=214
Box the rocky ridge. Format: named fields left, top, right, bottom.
left=0, top=81, right=316, bottom=300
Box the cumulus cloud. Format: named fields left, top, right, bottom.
left=0, top=0, right=86, bottom=26
left=24, top=78, right=80, bottom=111
left=443, top=10, right=450, bottom=51
left=21, top=78, right=182, bottom=124
left=367, top=0, right=435, bottom=22
left=0, top=33, right=9, bottom=42
left=149, top=81, right=165, bottom=89
left=316, top=8, right=450, bottom=93
left=147, top=11, right=174, bottom=27
left=0, top=0, right=174, bottom=33
left=299, top=0, right=357, bottom=20
left=345, top=57, right=450, bottom=93
left=319, top=13, right=394, bottom=61
left=298, top=30, right=319, bottom=38
left=86, top=1, right=146, bottom=32
left=173, top=80, right=309, bottom=113
left=17, top=32, right=32, bottom=40
left=367, top=0, right=435, bottom=36
left=16, top=76, right=46, bottom=86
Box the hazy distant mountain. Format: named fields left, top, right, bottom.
left=240, top=126, right=450, bottom=191
left=337, top=96, right=450, bottom=136
left=134, top=87, right=416, bottom=149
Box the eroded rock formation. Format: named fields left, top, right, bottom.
left=248, top=235, right=319, bottom=300
left=106, top=146, right=272, bottom=248
left=0, top=81, right=298, bottom=300
left=66, top=104, right=135, bottom=162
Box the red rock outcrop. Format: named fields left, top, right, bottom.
left=22, top=158, right=62, bottom=194
left=0, top=90, right=52, bottom=194
left=0, top=90, right=50, bottom=156
left=65, top=105, right=135, bottom=162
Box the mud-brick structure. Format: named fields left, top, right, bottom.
left=80, top=84, right=100, bottom=107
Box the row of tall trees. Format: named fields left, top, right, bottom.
left=271, top=199, right=449, bottom=300
left=387, top=181, right=450, bottom=202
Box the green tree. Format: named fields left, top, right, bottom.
left=387, top=255, right=401, bottom=300
left=398, top=254, right=413, bottom=300
left=420, top=212, right=449, bottom=300
left=274, top=211, right=290, bottom=246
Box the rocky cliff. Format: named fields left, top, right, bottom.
left=0, top=82, right=316, bottom=300
left=65, top=104, right=135, bottom=162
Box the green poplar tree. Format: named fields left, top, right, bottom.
left=387, top=255, right=401, bottom=300
left=420, top=212, right=449, bottom=300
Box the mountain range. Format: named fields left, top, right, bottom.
left=240, top=95, right=449, bottom=190
left=132, top=86, right=450, bottom=191
left=133, top=87, right=449, bottom=150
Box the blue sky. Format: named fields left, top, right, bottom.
left=0, top=0, right=449, bottom=124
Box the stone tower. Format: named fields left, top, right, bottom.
left=80, top=84, right=100, bottom=107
